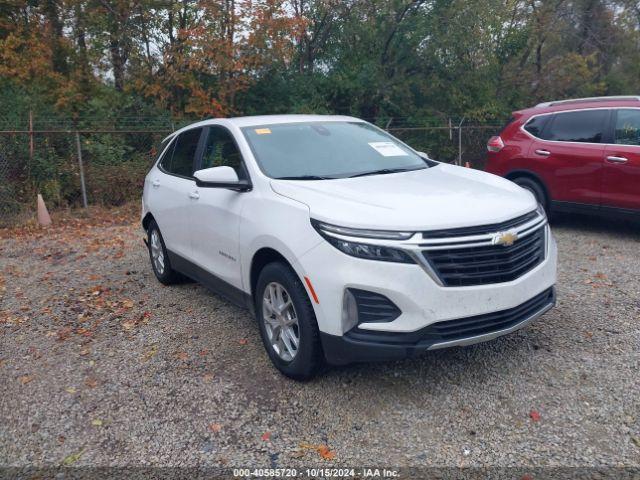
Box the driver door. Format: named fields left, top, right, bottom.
left=189, top=125, right=250, bottom=295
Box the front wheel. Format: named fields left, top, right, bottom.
left=255, top=262, right=323, bottom=380
left=147, top=220, right=181, bottom=285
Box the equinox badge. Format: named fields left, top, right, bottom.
left=492, top=230, right=519, bottom=247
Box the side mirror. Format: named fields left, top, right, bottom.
left=193, top=166, right=251, bottom=192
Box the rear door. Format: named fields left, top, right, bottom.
left=527, top=109, right=609, bottom=206
left=602, top=109, right=640, bottom=211
left=149, top=127, right=204, bottom=259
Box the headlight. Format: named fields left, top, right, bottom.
left=311, top=220, right=416, bottom=263
left=536, top=203, right=547, bottom=221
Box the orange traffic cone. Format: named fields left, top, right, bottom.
left=36, top=194, right=52, bottom=226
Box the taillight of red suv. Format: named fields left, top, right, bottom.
left=487, top=135, right=504, bottom=152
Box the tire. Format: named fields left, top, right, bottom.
left=512, top=176, right=551, bottom=216
left=147, top=220, right=181, bottom=285
left=255, top=262, right=323, bottom=380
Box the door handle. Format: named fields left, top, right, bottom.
left=189, top=191, right=200, bottom=200
left=151, top=179, right=161, bottom=188
left=535, top=149, right=551, bottom=157
left=606, top=155, right=628, bottom=164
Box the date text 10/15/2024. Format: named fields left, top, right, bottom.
left=233, top=468, right=400, bottom=478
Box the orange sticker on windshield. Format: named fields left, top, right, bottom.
left=255, top=128, right=271, bottom=135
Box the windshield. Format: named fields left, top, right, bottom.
left=241, top=121, right=428, bottom=179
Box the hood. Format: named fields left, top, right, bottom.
left=270, top=163, right=537, bottom=231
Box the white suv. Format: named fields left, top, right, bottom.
left=142, top=115, right=557, bottom=379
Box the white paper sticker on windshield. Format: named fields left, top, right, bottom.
left=368, top=142, right=408, bottom=157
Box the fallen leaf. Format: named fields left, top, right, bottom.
left=317, top=445, right=335, bottom=460
left=261, top=431, right=271, bottom=441
left=299, top=443, right=336, bottom=460
left=175, top=351, right=188, bottom=361
left=529, top=410, right=541, bottom=422
left=632, top=436, right=640, bottom=448
left=203, top=373, right=214, bottom=382
left=122, top=299, right=134, bottom=309
left=62, top=449, right=84, bottom=466
left=65, top=387, right=77, bottom=394
left=57, top=327, right=73, bottom=341
left=121, top=320, right=136, bottom=331
left=19, top=375, right=34, bottom=384
left=238, top=339, right=248, bottom=345
left=209, top=423, right=222, bottom=433
left=91, top=419, right=103, bottom=427
left=84, top=377, right=98, bottom=388
left=142, top=345, right=158, bottom=361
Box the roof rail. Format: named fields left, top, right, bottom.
left=535, top=95, right=640, bottom=108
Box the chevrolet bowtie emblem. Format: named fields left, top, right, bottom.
left=492, top=230, right=519, bottom=247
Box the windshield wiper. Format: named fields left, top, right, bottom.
left=274, top=175, right=335, bottom=180
left=347, top=167, right=425, bottom=178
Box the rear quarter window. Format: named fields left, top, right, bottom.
left=523, top=115, right=550, bottom=138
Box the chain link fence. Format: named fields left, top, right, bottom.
left=0, top=129, right=170, bottom=226
left=0, top=121, right=500, bottom=226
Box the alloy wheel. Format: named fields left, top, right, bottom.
left=150, top=229, right=165, bottom=275
left=262, top=282, right=300, bottom=362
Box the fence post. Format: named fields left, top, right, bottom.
left=385, top=118, right=393, bottom=131
left=457, top=117, right=465, bottom=166
left=28, top=110, right=34, bottom=177
left=75, top=131, right=88, bottom=208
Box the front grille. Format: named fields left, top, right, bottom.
left=424, top=287, right=554, bottom=342
left=423, top=227, right=546, bottom=287
left=349, top=288, right=401, bottom=323
left=422, top=210, right=539, bottom=239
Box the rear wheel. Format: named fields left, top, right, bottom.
left=512, top=176, right=550, bottom=215
left=255, top=262, right=323, bottom=380
left=147, top=220, right=181, bottom=285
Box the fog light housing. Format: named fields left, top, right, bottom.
left=342, top=289, right=359, bottom=332
left=341, top=288, right=402, bottom=332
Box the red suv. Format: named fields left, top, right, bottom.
left=485, top=96, right=640, bottom=218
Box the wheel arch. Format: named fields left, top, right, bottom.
left=142, top=212, right=155, bottom=232
left=250, top=247, right=297, bottom=300
left=505, top=169, right=551, bottom=205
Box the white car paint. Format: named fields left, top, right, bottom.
left=142, top=114, right=557, bottom=362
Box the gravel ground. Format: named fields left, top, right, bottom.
left=0, top=213, right=639, bottom=471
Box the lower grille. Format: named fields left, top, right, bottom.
left=344, top=287, right=555, bottom=346
left=423, top=227, right=546, bottom=287
left=425, top=287, right=554, bottom=342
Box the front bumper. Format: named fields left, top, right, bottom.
left=321, top=287, right=556, bottom=365
left=300, top=224, right=557, bottom=336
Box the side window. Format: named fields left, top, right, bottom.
left=162, top=128, right=202, bottom=177
left=543, top=110, right=609, bottom=143
left=614, top=109, right=640, bottom=146
left=201, top=126, right=246, bottom=179
left=524, top=115, right=550, bottom=138
left=158, top=138, right=176, bottom=171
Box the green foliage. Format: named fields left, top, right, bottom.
left=0, top=0, right=639, bottom=214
